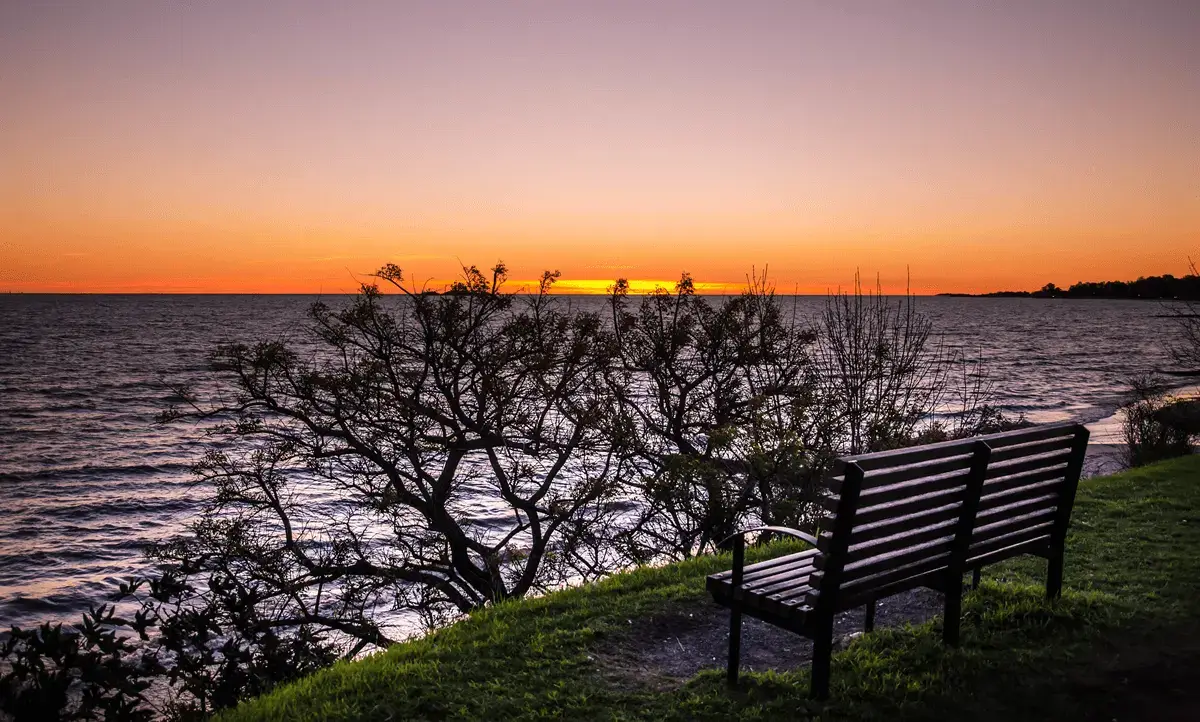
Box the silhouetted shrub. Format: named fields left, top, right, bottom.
left=1120, top=376, right=1192, bottom=468
left=0, top=570, right=337, bottom=721
left=606, top=271, right=1015, bottom=560
left=605, top=270, right=823, bottom=558
left=154, top=262, right=629, bottom=643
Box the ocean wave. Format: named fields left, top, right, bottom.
left=0, top=461, right=192, bottom=483
left=8, top=497, right=195, bottom=526
left=31, top=388, right=95, bottom=400
left=999, top=400, right=1069, bottom=411
left=1, top=594, right=70, bottom=614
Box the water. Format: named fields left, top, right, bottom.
left=0, top=294, right=1182, bottom=630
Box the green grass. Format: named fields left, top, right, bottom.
left=221, top=457, right=1200, bottom=721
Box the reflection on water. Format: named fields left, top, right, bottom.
left=0, top=294, right=1181, bottom=628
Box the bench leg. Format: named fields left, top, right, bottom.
left=971, top=567, right=981, bottom=590
left=864, top=598, right=875, bottom=633
left=944, top=583, right=962, bottom=646
left=810, top=619, right=833, bottom=700
left=727, top=608, right=742, bottom=685
left=1046, top=543, right=1064, bottom=600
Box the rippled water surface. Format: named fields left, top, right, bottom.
left=0, top=295, right=1180, bottom=628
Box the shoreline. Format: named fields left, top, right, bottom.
left=1081, top=378, right=1200, bottom=476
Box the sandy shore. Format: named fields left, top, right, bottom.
left=1083, top=443, right=1126, bottom=478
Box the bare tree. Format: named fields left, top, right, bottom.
left=604, top=271, right=821, bottom=560
left=812, top=273, right=950, bottom=454
left=157, top=262, right=628, bottom=651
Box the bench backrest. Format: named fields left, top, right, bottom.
left=807, top=422, right=1088, bottom=612
left=968, top=422, right=1089, bottom=567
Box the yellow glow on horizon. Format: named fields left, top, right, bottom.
left=540, top=279, right=742, bottom=295
left=380, top=277, right=748, bottom=296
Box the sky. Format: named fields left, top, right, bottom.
left=2, top=1, right=1197, bottom=294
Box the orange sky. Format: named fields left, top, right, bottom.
left=2, top=2, right=1197, bottom=294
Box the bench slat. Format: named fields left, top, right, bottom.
left=824, top=553, right=953, bottom=604
left=980, top=465, right=1068, bottom=497
left=843, top=440, right=977, bottom=472
left=845, top=503, right=963, bottom=545
left=968, top=521, right=1055, bottom=558
left=976, top=422, right=1078, bottom=448
left=840, top=422, right=1076, bottom=472
left=709, top=549, right=818, bottom=583
left=977, top=481, right=1061, bottom=513
left=977, top=486, right=1061, bottom=518
left=749, top=566, right=819, bottom=596
left=844, top=520, right=958, bottom=564
left=766, top=584, right=816, bottom=606
left=845, top=453, right=975, bottom=491
left=971, top=507, right=1058, bottom=544
left=838, top=536, right=956, bottom=583
left=836, top=571, right=938, bottom=610
left=852, top=486, right=966, bottom=526
left=987, top=435, right=1074, bottom=464
left=965, top=536, right=1052, bottom=568
left=984, top=450, right=1072, bottom=480
left=738, top=559, right=818, bottom=592
left=763, top=584, right=818, bottom=615
left=856, top=469, right=972, bottom=507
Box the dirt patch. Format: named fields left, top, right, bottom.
left=593, top=589, right=1200, bottom=718
left=594, top=587, right=944, bottom=688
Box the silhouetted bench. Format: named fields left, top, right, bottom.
left=707, top=422, right=1089, bottom=699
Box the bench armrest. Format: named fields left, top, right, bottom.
left=720, top=526, right=820, bottom=589
left=720, top=525, right=819, bottom=548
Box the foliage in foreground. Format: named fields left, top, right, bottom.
left=218, top=455, right=1200, bottom=721
left=0, top=570, right=338, bottom=721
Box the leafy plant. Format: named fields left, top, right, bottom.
left=1, top=569, right=337, bottom=721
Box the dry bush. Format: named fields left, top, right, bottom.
left=1120, top=376, right=1193, bottom=468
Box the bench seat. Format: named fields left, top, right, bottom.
left=707, top=549, right=818, bottom=626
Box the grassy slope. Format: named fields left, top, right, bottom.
left=222, top=457, right=1200, bottom=721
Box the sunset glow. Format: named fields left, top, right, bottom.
left=2, top=1, right=1197, bottom=294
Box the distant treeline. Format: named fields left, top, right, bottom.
left=939, top=273, right=1200, bottom=300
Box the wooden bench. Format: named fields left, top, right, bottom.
left=707, top=421, right=1089, bottom=699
